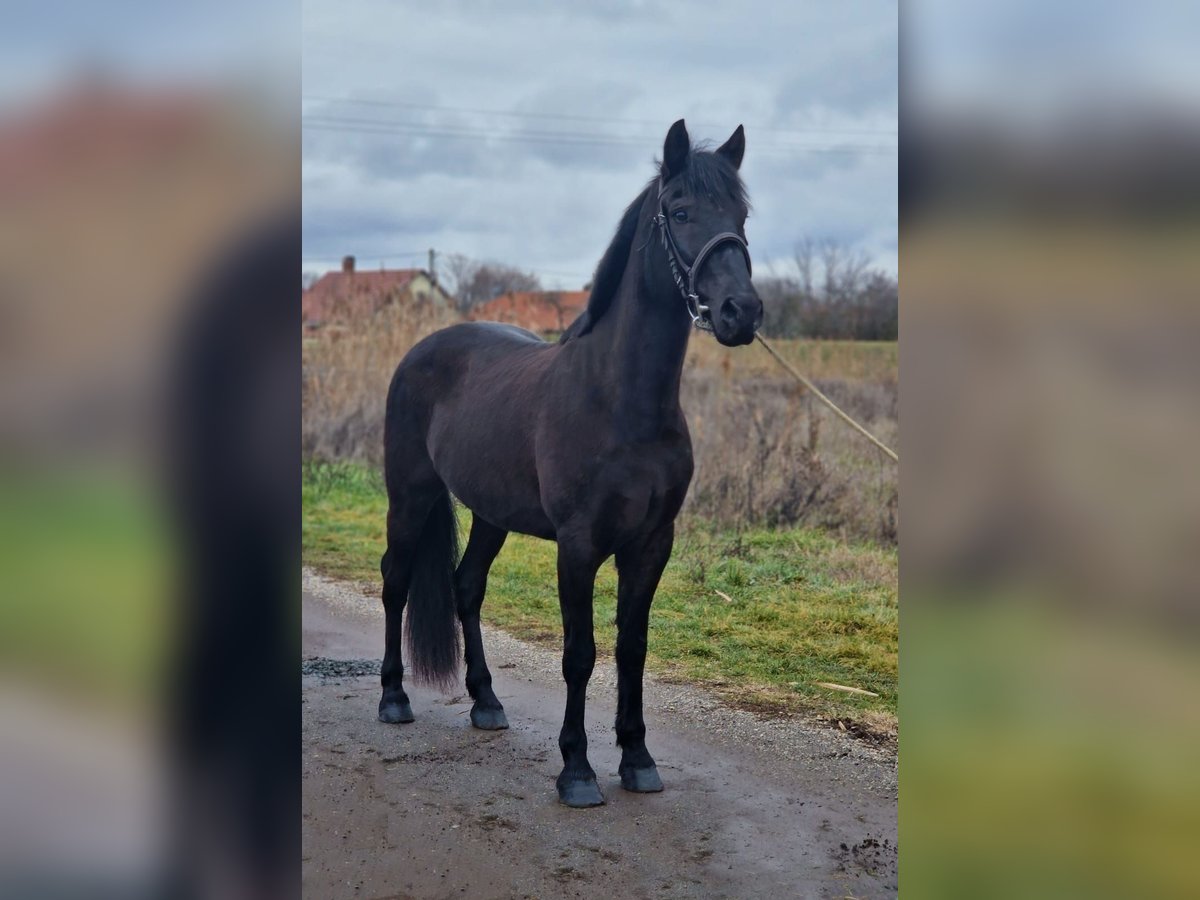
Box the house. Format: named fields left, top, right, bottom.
left=466, top=289, right=589, bottom=335
left=302, top=256, right=454, bottom=330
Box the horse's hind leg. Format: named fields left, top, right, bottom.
left=455, top=515, right=509, bottom=730
left=613, top=522, right=674, bottom=792
left=378, top=483, right=441, bottom=724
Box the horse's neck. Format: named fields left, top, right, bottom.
left=591, top=251, right=692, bottom=440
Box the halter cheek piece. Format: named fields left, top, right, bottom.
left=650, top=176, right=752, bottom=332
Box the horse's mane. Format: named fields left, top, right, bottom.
left=558, top=182, right=652, bottom=342
left=559, top=148, right=747, bottom=343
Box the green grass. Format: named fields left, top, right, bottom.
left=302, top=461, right=897, bottom=736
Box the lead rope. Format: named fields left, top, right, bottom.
left=648, top=188, right=894, bottom=462
left=753, top=333, right=899, bottom=464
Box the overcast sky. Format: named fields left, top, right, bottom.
left=303, top=0, right=897, bottom=287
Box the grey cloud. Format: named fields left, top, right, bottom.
left=303, top=1, right=897, bottom=283
left=776, top=29, right=898, bottom=116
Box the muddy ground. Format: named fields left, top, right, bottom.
left=302, top=570, right=897, bottom=899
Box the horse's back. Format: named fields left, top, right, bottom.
left=401, top=319, right=541, bottom=364
left=390, top=322, right=549, bottom=404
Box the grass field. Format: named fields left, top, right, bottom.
left=302, top=461, right=898, bottom=739
left=305, top=324, right=899, bottom=542
left=686, top=334, right=898, bottom=383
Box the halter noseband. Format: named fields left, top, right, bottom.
left=650, top=175, right=752, bottom=332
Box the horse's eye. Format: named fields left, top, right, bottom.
left=672, top=209, right=688, bottom=223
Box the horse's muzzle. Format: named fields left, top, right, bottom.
left=715, top=294, right=762, bottom=345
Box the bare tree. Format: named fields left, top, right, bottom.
left=543, top=291, right=569, bottom=332
left=442, top=253, right=542, bottom=313
left=820, top=240, right=869, bottom=304
left=753, top=238, right=897, bottom=340
left=794, top=237, right=815, bottom=298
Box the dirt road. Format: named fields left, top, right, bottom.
left=302, top=570, right=897, bottom=899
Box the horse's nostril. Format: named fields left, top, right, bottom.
left=720, top=298, right=740, bottom=324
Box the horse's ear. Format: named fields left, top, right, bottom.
left=717, top=124, right=745, bottom=170
left=662, top=119, right=690, bottom=180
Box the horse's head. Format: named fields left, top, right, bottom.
left=653, top=119, right=762, bottom=346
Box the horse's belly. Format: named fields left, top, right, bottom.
left=473, top=503, right=556, bottom=541
left=427, top=417, right=554, bottom=540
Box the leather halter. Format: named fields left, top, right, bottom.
left=650, top=175, right=752, bottom=332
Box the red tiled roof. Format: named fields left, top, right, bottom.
left=302, top=269, right=424, bottom=326
left=467, top=290, right=589, bottom=333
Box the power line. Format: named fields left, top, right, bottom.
left=305, top=116, right=654, bottom=148
left=303, top=255, right=587, bottom=276
left=303, top=249, right=592, bottom=286
left=303, top=112, right=896, bottom=151
left=302, top=94, right=897, bottom=137
left=303, top=115, right=895, bottom=155
left=530, top=269, right=593, bottom=279
left=303, top=252, right=428, bottom=266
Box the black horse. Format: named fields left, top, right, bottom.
left=379, top=120, right=761, bottom=807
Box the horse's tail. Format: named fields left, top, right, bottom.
left=404, top=491, right=462, bottom=688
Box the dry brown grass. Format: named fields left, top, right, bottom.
left=681, top=366, right=897, bottom=543
left=302, top=308, right=898, bottom=544
left=686, top=335, right=898, bottom=382
left=302, top=299, right=458, bottom=464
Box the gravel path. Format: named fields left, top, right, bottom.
left=302, top=568, right=897, bottom=898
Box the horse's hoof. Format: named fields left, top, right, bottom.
left=470, top=705, right=509, bottom=730
left=557, top=776, right=605, bottom=808
left=620, top=765, right=664, bottom=793
left=378, top=700, right=414, bottom=724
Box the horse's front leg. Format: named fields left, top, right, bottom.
left=613, top=522, right=674, bottom=792
left=555, top=538, right=604, bottom=807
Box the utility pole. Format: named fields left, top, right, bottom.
left=428, top=248, right=437, bottom=284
